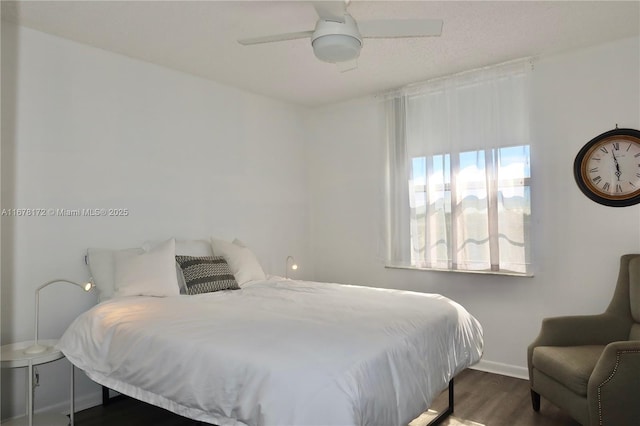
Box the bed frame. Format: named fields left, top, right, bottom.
left=428, top=379, right=454, bottom=426
left=101, top=379, right=455, bottom=425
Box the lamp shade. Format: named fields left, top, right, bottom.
left=24, top=279, right=94, bottom=355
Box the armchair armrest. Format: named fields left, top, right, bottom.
left=527, top=313, right=630, bottom=381
left=588, top=340, right=640, bottom=426
left=530, top=313, right=630, bottom=348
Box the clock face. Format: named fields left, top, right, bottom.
left=574, top=129, right=640, bottom=207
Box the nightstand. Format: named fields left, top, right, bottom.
left=0, top=339, right=74, bottom=426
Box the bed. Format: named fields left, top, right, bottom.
left=57, top=239, right=483, bottom=426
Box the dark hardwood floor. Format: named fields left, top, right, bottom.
left=73, top=369, right=579, bottom=426
left=427, top=369, right=579, bottom=426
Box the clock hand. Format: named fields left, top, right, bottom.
left=612, top=150, right=622, bottom=181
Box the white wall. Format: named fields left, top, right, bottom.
left=0, top=23, right=310, bottom=419
left=306, top=36, right=640, bottom=378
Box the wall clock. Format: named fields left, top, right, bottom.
left=573, top=128, right=640, bottom=207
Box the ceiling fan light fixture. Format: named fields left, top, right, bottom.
left=311, top=14, right=362, bottom=63
left=312, top=34, right=361, bottom=63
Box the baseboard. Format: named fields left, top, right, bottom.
left=35, top=389, right=103, bottom=416
left=470, top=359, right=529, bottom=380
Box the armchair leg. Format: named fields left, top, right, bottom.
left=531, top=390, right=540, bottom=412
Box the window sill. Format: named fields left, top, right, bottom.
left=384, top=264, right=533, bottom=278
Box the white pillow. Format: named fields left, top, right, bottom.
left=232, top=238, right=246, bottom=248
left=114, top=238, right=180, bottom=297
left=87, top=247, right=144, bottom=302
left=142, top=239, right=214, bottom=294
left=143, top=239, right=214, bottom=257
left=210, top=238, right=266, bottom=286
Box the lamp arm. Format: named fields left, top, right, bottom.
left=35, top=278, right=87, bottom=292
left=33, top=287, right=40, bottom=346
left=285, top=256, right=294, bottom=279
left=28, top=279, right=92, bottom=354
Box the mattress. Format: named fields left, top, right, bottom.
left=58, top=278, right=483, bottom=426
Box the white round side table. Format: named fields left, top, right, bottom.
left=0, top=339, right=74, bottom=426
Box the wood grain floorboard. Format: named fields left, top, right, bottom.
left=429, top=370, right=579, bottom=426
left=73, top=369, right=580, bottom=426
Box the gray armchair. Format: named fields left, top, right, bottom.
left=527, top=254, right=640, bottom=426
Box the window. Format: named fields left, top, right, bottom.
left=386, top=59, right=532, bottom=275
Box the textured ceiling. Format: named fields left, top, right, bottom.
left=2, top=1, right=639, bottom=107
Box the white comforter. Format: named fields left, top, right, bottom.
left=58, top=279, right=483, bottom=426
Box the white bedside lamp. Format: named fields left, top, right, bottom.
left=285, top=256, right=298, bottom=279
left=24, top=278, right=94, bottom=355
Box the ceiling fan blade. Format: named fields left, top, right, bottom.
left=359, top=19, right=443, bottom=38
left=238, top=31, right=314, bottom=46
left=313, top=1, right=347, bottom=22
left=336, top=59, right=358, bottom=72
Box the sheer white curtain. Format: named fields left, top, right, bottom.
left=386, top=58, right=532, bottom=274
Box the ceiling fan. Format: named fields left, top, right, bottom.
left=237, top=1, right=443, bottom=71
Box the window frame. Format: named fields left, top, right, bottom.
left=407, top=147, right=532, bottom=276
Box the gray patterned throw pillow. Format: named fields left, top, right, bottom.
left=175, top=255, right=240, bottom=295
